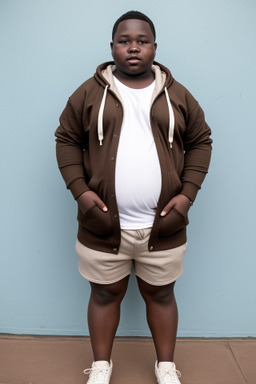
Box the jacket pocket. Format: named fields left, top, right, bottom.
left=79, top=205, right=113, bottom=236
left=158, top=208, right=189, bottom=238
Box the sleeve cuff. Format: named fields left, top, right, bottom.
left=69, top=178, right=90, bottom=200
left=180, top=182, right=199, bottom=203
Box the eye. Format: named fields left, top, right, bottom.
left=139, top=41, right=148, bottom=44
left=119, top=40, right=128, bottom=44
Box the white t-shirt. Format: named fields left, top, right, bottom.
left=114, top=77, right=162, bottom=229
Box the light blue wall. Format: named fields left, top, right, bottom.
left=1, top=0, right=256, bottom=337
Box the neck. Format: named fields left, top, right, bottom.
left=113, top=70, right=155, bottom=89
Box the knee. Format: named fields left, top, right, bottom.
left=90, top=280, right=128, bottom=306
left=91, top=289, right=116, bottom=306
left=151, top=288, right=174, bottom=305
left=139, top=281, right=175, bottom=305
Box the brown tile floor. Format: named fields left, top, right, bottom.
left=0, top=335, right=255, bottom=384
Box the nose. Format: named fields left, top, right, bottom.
left=128, top=42, right=140, bottom=52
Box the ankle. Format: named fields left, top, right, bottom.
left=94, top=360, right=111, bottom=366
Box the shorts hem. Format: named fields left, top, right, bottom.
left=78, top=267, right=131, bottom=285
left=135, top=270, right=183, bottom=286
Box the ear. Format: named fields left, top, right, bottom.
left=153, top=42, right=157, bottom=60
left=110, top=42, right=113, bottom=52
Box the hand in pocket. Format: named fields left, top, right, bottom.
left=77, top=191, right=108, bottom=214
left=160, top=194, right=191, bottom=217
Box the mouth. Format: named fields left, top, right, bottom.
left=127, top=56, right=141, bottom=64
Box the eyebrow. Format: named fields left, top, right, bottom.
left=119, top=34, right=149, bottom=38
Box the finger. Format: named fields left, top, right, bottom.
left=94, top=196, right=108, bottom=212
left=160, top=200, right=174, bottom=217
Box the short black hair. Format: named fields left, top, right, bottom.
left=112, top=11, right=156, bottom=41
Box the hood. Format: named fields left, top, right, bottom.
left=94, top=60, right=174, bottom=88
left=94, top=61, right=175, bottom=147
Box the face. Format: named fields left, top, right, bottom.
left=111, top=19, right=157, bottom=78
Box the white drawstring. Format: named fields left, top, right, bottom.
left=164, top=87, right=175, bottom=148
left=97, top=85, right=108, bottom=145
left=97, top=84, right=174, bottom=149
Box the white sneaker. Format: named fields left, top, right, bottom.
left=155, top=361, right=182, bottom=384
left=84, top=360, right=113, bottom=384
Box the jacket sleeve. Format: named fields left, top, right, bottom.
left=55, top=98, right=90, bottom=200
left=180, top=100, right=212, bottom=202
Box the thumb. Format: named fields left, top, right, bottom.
left=160, top=199, right=175, bottom=217
left=94, top=196, right=108, bottom=212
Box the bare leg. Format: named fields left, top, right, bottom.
left=137, top=277, right=178, bottom=362
left=88, top=276, right=129, bottom=361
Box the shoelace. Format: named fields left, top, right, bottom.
left=83, top=366, right=109, bottom=383
left=158, top=367, right=181, bottom=384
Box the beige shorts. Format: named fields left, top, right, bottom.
left=75, top=228, right=187, bottom=286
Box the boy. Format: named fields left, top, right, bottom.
left=55, top=10, right=212, bottom=384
